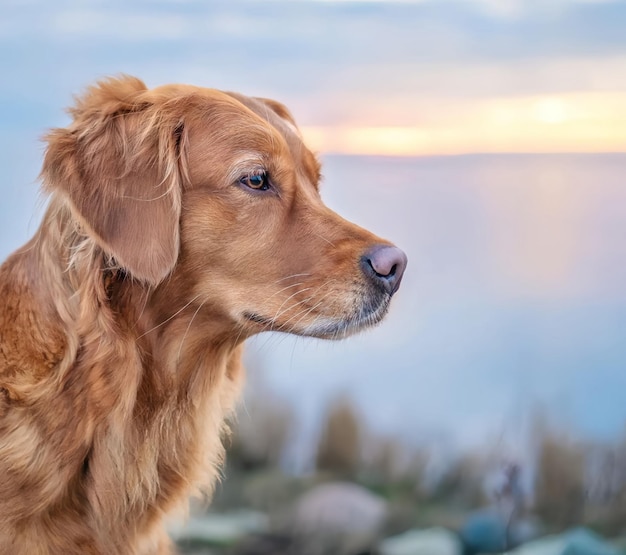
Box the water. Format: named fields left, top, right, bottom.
left=2, top=151, right=626, bottom=463
left=242, top=153, right=626, bottom=465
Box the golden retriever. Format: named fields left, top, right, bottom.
left=0, top=76, right=407, bottom=554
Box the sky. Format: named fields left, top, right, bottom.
left=1, top=0, right=626, bottom=463
left=2, top=0, right=626, bottom=155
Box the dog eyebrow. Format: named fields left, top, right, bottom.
left=226, top=154, right=267, bottom=183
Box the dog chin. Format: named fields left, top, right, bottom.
left=304, top=301, right=390, bottom=340
left=244, top=297, right=390, bottom=340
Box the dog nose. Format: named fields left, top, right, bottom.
left=361, top=245, right=408, bottom=296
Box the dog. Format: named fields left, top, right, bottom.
left=0, top=75, right=407, bottom=554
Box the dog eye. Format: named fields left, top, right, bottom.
left=239, top=172, right=270, bottom=191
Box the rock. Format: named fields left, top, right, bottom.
left=170, top=509, right=269, bottom=547
left=460, top=507, right=540, bottom=553
left=290, top=482, right=388, bottom=555
left=460, top=509, right=508, bottom=553
left=563, top=528, right=621, bottom=555
left=507, top=535, right=563, bottom=555
left=378, top=527, right=462, bottom=555
left=511, top=527, right=619, bottom=555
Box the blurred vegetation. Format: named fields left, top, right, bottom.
left=534, top=429, right=585, bottom=529
left=182, top=390, right=626, bottom=554
left=315, top=397, right=362, bottom=477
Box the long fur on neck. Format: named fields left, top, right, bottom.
left=0, top=196, right=244, bottom=554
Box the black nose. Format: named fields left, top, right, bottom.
left=361, top=245, right=408, bottom=296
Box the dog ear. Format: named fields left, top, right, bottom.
left=254, top=97, right=298, bottom=128
left=41, top=76, right=186, bottom=285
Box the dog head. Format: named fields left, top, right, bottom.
left=42, top=76, right=407, bottom=339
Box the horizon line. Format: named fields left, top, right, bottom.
left=316, top=150, right=626, bottom=158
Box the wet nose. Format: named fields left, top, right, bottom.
left=360, top=245, right=408, bottom=296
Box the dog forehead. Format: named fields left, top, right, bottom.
left=150, top=84, right=290, bottom=140
left=161, top=86, right=278, bottom=149
left=224, top=92, right=322, bottom=186
left=150, top=83, right=321, bottom=186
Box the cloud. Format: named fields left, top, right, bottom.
left=2, top=0, right=626, bottom=153
left=50, top=10, right=191, bottom=40
left=301, top=91, right=626, bottom=155
left=4, top=0, right=626, bottom=58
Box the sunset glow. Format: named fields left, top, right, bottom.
left=302, top=92, right=626, bottom=156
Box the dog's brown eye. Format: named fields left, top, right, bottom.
left=240, top=172, right=270, bottom=191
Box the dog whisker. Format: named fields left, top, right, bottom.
left=261, top=281, right=307, bottom=305
left=256, top=278, right=338, bottom=332
left=267, top=286, right=314, bottom=324
left=274, top=272, right=312, bottom=284
left=312, top=232, right=336, bottom=248
left=271, top=294, right=318, bottom=325
left=279, top=286, right=337, bottom=333
left=176, top=299, right=207, bottom=363
left=137, top=294, right=202, bottom=339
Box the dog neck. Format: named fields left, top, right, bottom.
left=0, top=198, right=245, bottom=549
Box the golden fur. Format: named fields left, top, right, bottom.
left=0, top=76, right=404, bottom=554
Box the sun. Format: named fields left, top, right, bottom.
left=532, top=98, right=568, bottom=124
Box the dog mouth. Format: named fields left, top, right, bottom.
left=243, top=294, right=391, bottom=340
